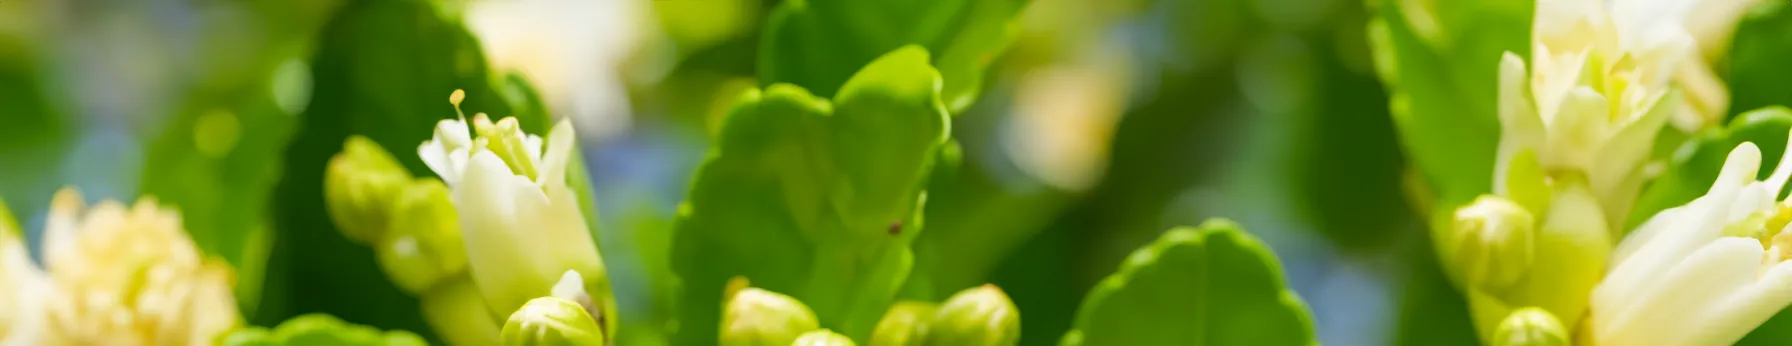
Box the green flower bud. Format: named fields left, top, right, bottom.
left=869, top=302, right=936, bottom=346
left=325, top=136, right=414, bottom=243
left=421, top=277, right=503, bottom=346
left=501, top=297, right=606, bottom=346
left=1460, top=181, right=1611, bottom=342
left=377, top=178, right=468, bottom=294
left=922, top=285, right=1019, bottom=346
left=790, top=330, right=855, bottom=346
left=1451, top=195, right=1536, bottom=293
left=1492, top=307, right=1568, bottom=346
left=721, top=278, right=820, bottom=346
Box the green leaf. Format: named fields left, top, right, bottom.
left=140, top=88, right=297, bottom=317
left=672, top=46, right=950, bottom=344
left=1392, top=230, right=1479, bottom=346
left=1627, top=107, right=1792, bottom=230
left=0, top=27, right=74, bottom=231
left=1727, top=1, right=1792, bottom=117
left=759, top=0, right=1026, bottom=111
left=1738, top=305, right=1792, bottom=346
left=1368, top=0, right=1531, bottom=208
left=1058, top=219, right=1315, bottom=346
left=226, top=314, right=428, bottom=346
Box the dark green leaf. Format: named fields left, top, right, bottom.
left=0, top=31, right=74, bottom=230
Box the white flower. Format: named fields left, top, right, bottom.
left=1589, top=134, right=1792, bottom=346
left=421, top=111, right=603, bottom=324
left=0, top=203, right=47, bottom=346
left=37, top=188, right=240, bottom=346
left=419, top=117, right=477, bottom=186
left=465, top=0, right=646, bottom=141
left=1494, top=0, right=1715, bottom=225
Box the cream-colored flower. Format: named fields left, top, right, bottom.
left=38, top=188, right=240, bottom=346
left=419, top=100, right=613, bottom=342
left=0, top=199, right=48, bottom=346
left=438, top=116, right=594, bottom=316
left=1589, top=134, right=1792, bottom=346
left=1495, top=1, right=1684, bottom=227
left=1497, top=0, right=1767, bottom=225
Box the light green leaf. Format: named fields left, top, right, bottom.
left=226, top=314, right=428, bottom=346
left=672, top=46, right=950, bottom=344
left=759, top=0, right=1026, bottom=111
left=1059, top=219, right=1315, bottom=346
left=1368, top=0, right=1532, bottom=207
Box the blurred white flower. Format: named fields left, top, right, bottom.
left=38, top=188, right=240, bottom=346
left=0, top=201, right=48, bottom=346
left=1003, top=47, right=1130, bottom=192
left=465, top=0, right=648, bottom=141
left=1590, top=135, right=1792, bottom=346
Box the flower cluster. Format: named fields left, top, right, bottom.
left=0, top=189, right=240, bottom=346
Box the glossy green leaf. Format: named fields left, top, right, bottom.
left=1627, top=107, right=1792, bottom=230
left=1059, top=219, right=1315, bottom=346
left=226, top=314, right=428, bottom=346
left=759, top=0, right=1026, bottom=111
left=672, top=46, right=950, bottom=344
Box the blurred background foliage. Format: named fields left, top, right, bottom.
left=0, top=0, right=1786, bottom=344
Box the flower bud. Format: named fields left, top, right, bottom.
left=1492, top=307, right=1568, bottom=346
left=922, top=285, right=1019, bottom=346
left=720, top=278, right=820, bottom=346
left=869, top=302, right=936, bottom=346
left=1461, top=181, right=1612, bottom=341
left=377, top=178, right=467, bottom=294
left=326, top=136, right=414, bottom=243
left=501, top=297, right=606, bottom=346
left=1452, top=195, right=1537, bottom=293
left=791, top=330, right=855, bottom=346
left=421, top=276, right=502, bottom=346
